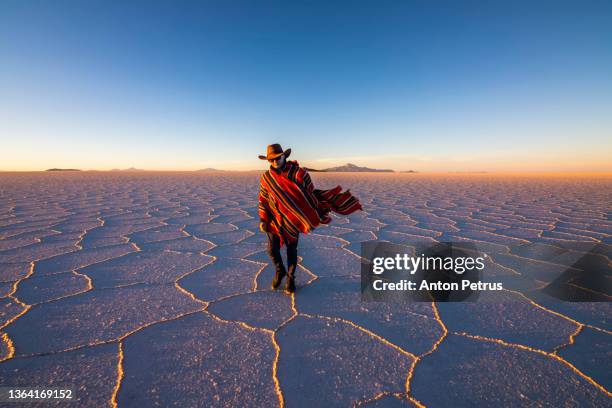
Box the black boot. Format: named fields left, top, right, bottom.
left=284, top=275, right=295, bottom=294
left=271, top=268, right=286, bottom=289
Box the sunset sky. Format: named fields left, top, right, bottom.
left=1, top=1, right=611, bottom=172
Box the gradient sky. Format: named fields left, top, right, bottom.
left=1, top=0, right=611, bottom=172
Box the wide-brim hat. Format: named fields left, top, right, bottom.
left=258, top=143, right=291, bottom=160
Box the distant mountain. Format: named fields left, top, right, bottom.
left=316, top=163, right=394, bottom=173
left=400, top=170, right=418, bottom=173
left=195, top=168, right=224, bottom=172
left=111, top=167, right=145, bottom=171
left=46, top=168, right=81, bottom=172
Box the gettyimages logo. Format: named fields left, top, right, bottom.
left=361, top=240, right=611, bottom=303
left=361, top=241, right=487, bottom=302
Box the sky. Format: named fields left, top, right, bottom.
left=1, top=0, right=611, bottom=172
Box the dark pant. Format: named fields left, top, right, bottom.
left=266, top=232, right=298, bottom=278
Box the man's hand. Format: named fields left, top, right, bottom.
left=259, top=222, right=269, bottom=233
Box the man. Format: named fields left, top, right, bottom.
left=258, top=143, right=362, bottom=294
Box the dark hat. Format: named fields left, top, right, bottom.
left=258, top=143, right=292, bottom=160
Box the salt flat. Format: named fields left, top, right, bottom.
left=0, top=172, right=610, bottom=407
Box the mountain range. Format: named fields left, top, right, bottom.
left=304, top=163, right=395, bottom=172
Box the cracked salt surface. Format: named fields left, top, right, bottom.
left=0, top=172, right=610, bottom=407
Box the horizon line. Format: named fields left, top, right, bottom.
left=1, top=169, right=611, bottom=177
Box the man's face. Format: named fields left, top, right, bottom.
left=269, top=155, right=285, bottom=169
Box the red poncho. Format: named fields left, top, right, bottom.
left=258, top=160, right=362, bottom=246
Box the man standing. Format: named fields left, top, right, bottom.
left=258, top=144, right=362, bottom=294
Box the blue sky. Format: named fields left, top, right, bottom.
left=1, top=0, right=611, bottom=171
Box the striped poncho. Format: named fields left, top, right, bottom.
left=258, top=160, right=362, bottom=246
